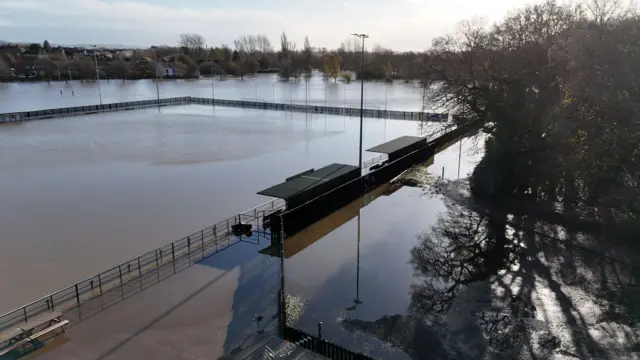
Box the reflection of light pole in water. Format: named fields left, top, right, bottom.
left=246, top=77, right=258, bottom=101
left=347, top=210, right=362, bottom=311
left=457, top=138, right=463, bottom=179
left=355, top=210, right=362, bottom=305
left=211, top=67, right=215, bottom=108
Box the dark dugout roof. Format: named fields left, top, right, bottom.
left=366, top=136, right=425, bottom=154
left=257, top=163, right=359, bottom=200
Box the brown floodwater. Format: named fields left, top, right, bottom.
left=0, top=104, right=447, bottom=313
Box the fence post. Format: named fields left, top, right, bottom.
left=155, top=250, right=160, bottom=281
left=201, top=231, right=205, bottom=259
left=137, top=257, right=142, bottom=277
left=98, top=274, right=103, bottom=294
left=118, top=266, right=124, bottom=299
left=226, top=219, right=230, bottom=236
left=171, top=243, right=176, bottom=274
left=75, top=284, right=80, bottom=306
left=23, top=307, right=28, bottom=323
left=188, top=236, right=191, bottom=263
left=318, top=322, right=323, bottom=339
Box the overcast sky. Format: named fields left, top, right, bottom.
left=0, top=0, right=546, bottom=51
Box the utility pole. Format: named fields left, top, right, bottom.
left=153, top=47, right=160, bottom=104
left=93, top=45, right=102, bottom=105
left=211, top=67, right=215, bottom=108
left=351, top=33, right=368, bottom=172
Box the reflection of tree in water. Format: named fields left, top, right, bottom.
left=409, top=201, right=519, bottom=315
left=343, top=188, right=639, bottom=359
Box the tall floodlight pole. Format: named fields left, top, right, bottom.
left=352, top=33, right=368, bottom=172
left=93, top=45, right=102, bottom=105
left=211, top=66, right=216, bottom=108
left=153, top=47, right=160, bottom=104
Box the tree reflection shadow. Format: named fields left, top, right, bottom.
left=342, top=184, right=640, bottom=359
left=409, top=201, right=519, bottom=315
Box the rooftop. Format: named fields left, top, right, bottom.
left=257, top=163, right=359, bottom=201
left=366, top=135, right=425, bottom=154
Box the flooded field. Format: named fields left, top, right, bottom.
left=285, top=138, right=640, bottom=359
left=0, top=73, right=426, bottom=113
left=284, top=139, right=482, bottom=360
left=0, top=104, right=445, bottom=313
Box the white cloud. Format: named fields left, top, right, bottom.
left=0, top=0, right=544, bottom=50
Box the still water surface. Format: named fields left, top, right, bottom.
left=0, top=104, right=445, bottom=313
left=0, top=74, right=426, bottom=113
left=285, top=139, right=482, bottom=360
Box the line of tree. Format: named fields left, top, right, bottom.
left=1, top=32, right=422, bottom=83
left=164, top=32, right=425, bottom=82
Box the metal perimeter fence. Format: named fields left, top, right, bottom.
left=280, top=326, right=375, bottom=360
left=0, top=197, right=286, bottom=333
left=0, top=97, right=191, bottom=123
left=1, top=96, right=449, bottom=124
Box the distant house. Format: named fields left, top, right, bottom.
left=156, top=62, right=187, bottom=77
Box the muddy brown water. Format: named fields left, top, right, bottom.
left=0, top=104, right=455, bottom=314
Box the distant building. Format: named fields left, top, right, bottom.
left=156, top=62, right=186, bottom=77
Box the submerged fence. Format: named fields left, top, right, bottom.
left=0, top=198, right=285, bottom=334
left=190, top=97, right=448, bottom=122
left=0, top=97, right=190, bottom=123
left=281, top=326, right=375, bottom=360
left=0, top=96, right=448, bottom=124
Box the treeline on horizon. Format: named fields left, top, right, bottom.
left=164, top=32, right=421, bottom=82
left=0, top=31, right=422, bottom=83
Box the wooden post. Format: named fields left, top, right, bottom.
left=98, top=274, right=103, bottom=294
left=23, top=307, right=28, bottom=323
left=201, top=231, right=205, bottom=259
left=137, top=257, right=142, bottom=277
left=75, top=284, right=80, bottom=306
left=187, top=236, right=191, bottom=263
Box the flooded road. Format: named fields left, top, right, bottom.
left=0, top=104, right=445, bottom=313
left=0, top=74, right=426, bottom=113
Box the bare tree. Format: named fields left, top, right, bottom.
left=585, top=0, right=625, bottom=24
left=178, top=34, right=206, bottom=54
left=233, top=39, right=245, bottom=54
left=256, top=35, right=273, bottom=54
